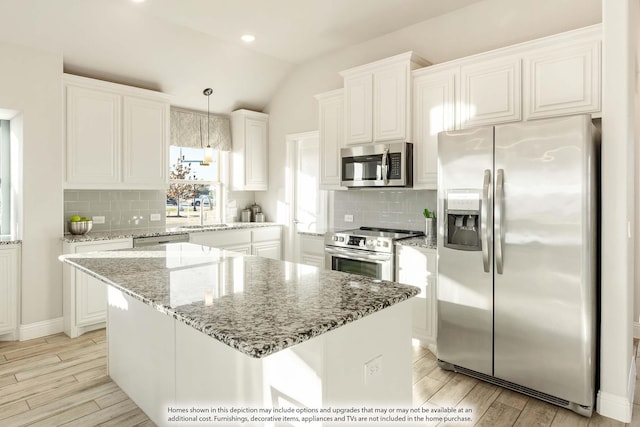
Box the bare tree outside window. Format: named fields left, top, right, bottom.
left=166, top=158, right=198, bottom=217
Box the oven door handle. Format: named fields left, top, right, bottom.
left=324, top=246, right=391, bottom=262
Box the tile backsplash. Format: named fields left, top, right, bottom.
left=64, top=190, right=166, bottom=234
left=333, top=189, right=437, bottom=233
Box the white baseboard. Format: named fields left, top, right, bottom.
left=634, top=321, right=640, bottom=339
left=596, top=354, right=636, bottom=423
left=19, top=317, right=64, bottom=341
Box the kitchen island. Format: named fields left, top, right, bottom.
left=59, top=243, right=419, bottom=426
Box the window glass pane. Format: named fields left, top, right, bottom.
left=169, top=146, right=218, bottom=182
left=166, top=145, right=221, bottom=227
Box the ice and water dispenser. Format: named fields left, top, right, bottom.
left=444, top=190, right=482, bottom=251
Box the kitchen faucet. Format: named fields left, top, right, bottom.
left=199, top=195, right=210, bottom=226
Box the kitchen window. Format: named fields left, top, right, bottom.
left=168, top=107, right=232, bottom=227
left=166, top=146, right=221, bottom=226
left=0, top=120, right=10, bottom=235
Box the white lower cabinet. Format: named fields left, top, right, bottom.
left=189, top=226, right=282, bottom=260
left=395, top=244, right=437, bottom=352
left=251, top=227, right=282, bottom=260
left=0, top=244, right=20, bottom=341
left=63, top=238, right=132, bottom=338
left=299, top=234, right=325, bottom=268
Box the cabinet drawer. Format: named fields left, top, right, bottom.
left=252, top=227, right=281, bottom=243
left=191, top=229, right=251, bottom=247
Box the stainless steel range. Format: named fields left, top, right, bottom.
left=324, top=227, right=423, bottom=281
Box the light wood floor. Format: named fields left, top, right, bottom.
left=0, top=329, right=637, bottom=426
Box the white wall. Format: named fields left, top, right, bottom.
left=0, top=42, right=64, bottom=327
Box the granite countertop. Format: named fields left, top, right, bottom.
left=62, top=222, right=281, bottom=243
left=59, top=243, right=419, bottom=359
left=396, top=236, right=437, bottom=251
left=0, top=235, right=21, bottom=245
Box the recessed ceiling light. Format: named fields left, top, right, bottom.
left=241, top=34, right=256, bottom=43
left=132, top=0, right=146, bottom=3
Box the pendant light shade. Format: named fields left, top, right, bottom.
left=203, top=88, right=214, bottom=164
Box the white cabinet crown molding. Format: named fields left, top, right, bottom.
left=63, top=73, right=172, bottom=102
left=339, top=51, right=431, bottom=78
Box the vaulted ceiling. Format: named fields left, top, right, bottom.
left=0, top=0, right=484, bottom=113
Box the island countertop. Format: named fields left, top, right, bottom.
left=59, top=243, right=419, bottom=359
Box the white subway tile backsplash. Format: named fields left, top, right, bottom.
left=64, top=190, right=167, bottom=234
left=333, top=189, right=437, bottom=232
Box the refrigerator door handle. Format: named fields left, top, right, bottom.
left=481, top=169, right=491, bottom=273
left=495, top=168, right=505, bottom=274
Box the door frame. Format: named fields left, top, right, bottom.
left=285, top=130, right=321, bottom=263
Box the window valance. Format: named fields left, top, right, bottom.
left=170, top=107, right=232, bottom=151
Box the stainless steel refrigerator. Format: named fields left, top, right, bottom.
left=436, top=114, right=598, bottom=416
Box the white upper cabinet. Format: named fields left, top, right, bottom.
left=343, top=73, right=372, bottom=145
left=412, top=66, right=458, bottom=189
left=123, top=96, right=169, bottom=186
left=65, top=85, right=121, bottom=186
left=315, top=89, right=344, bottom=190
left=64, top=74, right=170, bottom=190
left=459, top=55, right=522, bottom=128
left=408, top=25, right=601, bottom=190
left=341, top=52, right=430, bottom=145
left=523, top=36, right=601, bottom=120
left=231, top=109, right=269, bottom=191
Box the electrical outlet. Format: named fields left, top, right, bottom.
left=150, top=213, right=161, bottom=222
left=344, top=214, right=354, bottom=223
left=364, top=355, right=383, bottom=385
left=92, top=216, right=105, bottom=224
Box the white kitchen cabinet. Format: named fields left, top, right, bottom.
left=251, top=241, right=281, bottom=260
left=231, top=110, right=269, bottom=191
left=63, top=238, right=133, bottom=338
left=122, top=96, right=169, bottom=186
left=189, top=229, right=252, bottom=251
left=459, top=55, right=521, bottom=128
left=315, top=89, right=345, bottom=190
left=299, top=234, right=325, bottom=268
left=251, top=227, right=282, bottom=260
left=65, top=84, right=121, bottom=186
left=0, top=244, right=20, bottom=341
left=340, top=52, right=429, bottom=145
left=189, top=226, right=281, bottom=260
left=64, top=74, right=170, bottom=190
left=412, top=66, right=458, bottom=189
left=396, top=244, right=436, bottom=352
left=343, top=73, right=373, bottom=145
left=523, top=38, right=601, bottom=120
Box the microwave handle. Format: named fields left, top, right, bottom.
left=381, top=148, right=389, bottom=184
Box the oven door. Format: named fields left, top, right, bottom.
left=324, top=246, right=393, bottom=281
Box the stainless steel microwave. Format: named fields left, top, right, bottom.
left=340, top=142, right=413, bottom=188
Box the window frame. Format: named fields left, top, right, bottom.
left=166, top=147, right=223, bottom=225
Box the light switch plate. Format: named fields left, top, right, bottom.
left=344, top=214, right=354, bottom=222
left=150, top=214, right=161, bottom=222
left=92, top=216, right=105, bottom=224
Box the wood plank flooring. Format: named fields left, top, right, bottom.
left=0, top=329, right=637, bottom=426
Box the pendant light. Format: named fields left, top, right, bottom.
left=203, top=88, right=214, bottom=165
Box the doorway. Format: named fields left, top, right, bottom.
left=285, top=131, right=328, bottom=262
